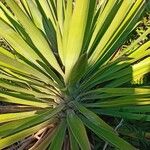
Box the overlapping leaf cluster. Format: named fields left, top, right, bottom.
left=0, top=0, right=150, bottom=149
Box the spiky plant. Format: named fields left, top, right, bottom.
left=0, top=0, right=150, bottom=149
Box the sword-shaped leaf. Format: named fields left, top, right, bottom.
left=67, top=110, right=91, bottom=150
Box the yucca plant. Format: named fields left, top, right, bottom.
left=0, top=0, right=150, bottom=149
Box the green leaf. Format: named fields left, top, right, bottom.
left=69, top=129, right=79, bottom=150
left=67, top=110, right=91, bottom=150
left=0, top=19, right=42, bottom=67
left=0, top=117, right=35, bottom=138
left=0, top=81, right=54, bottom=99
left=85, top=97, right=150, bottom=108
left=0, top=2, right=17, bottom=27
left=13, top=105, right=64, bottom=133
left=73, top=101, right=114, bottom=132
left=49, top=119, right=67, bottom=150
left=34, top=0, right=57, bottom=49
left=79, top=87, right=150, bottom=100
left=0, top=50, right=51, bottom=84
left=94, top=0, right=146, bottom=66
left=0, top=93, right=50, bottom=108
left=81, top=116, right=136, bottom=150
left=65, top=0, right=90, bottom=81
left=99, top=110, right=150, bottom=121
left=132, top=57, right=150, bottom=82
left=62, top=0, right=73, bottom=64
left=0, top=111, right=38, bottom=123
left=67, top=53, right=88, bottom=87
left=0, top=120, right=51, bottom=149
left=105, top=105, right=150, bottom=113
left=0, top=45, right=15, bottom=59
left=89, top=0, right=138, bottom=64
left=81, top=0, right=97, bottom=53
left=56, top=0, right=64, bottom=34
left=6, top=0, right=63, bottom=75
left=36, top=0, right=57, bottom=29
left=37, top=60, right=64, bottom=87
left=26, top=0, right=44, bottom=30
left=0, top=110, right=53, bottom=139
left=87, top=0, right=118, bottom=55
left=0, top=105, right=63, bottom=141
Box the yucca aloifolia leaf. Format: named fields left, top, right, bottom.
left=79, top=42, right=150, bottom=91
left=0, top=9, right=12, bottom=26
left=56, top=0, right=64, bottom=35
left=74, top=102, right=137, bottom=149
left=73, top=101, right=114, bottom=132
left=69, top=128, right=79, bottom=150
left=102, top=105, right=150, bottom=113
left=0, top=120, right=53, bottom=149
left=67, top=110, right=91, bottom=150
left=61, top=0, right=72, bottom=64
left=87, top=0, right=118, bottom=54
left=0, top=117, right=35, bottom=138
left=0, top=111, right=38, bottom=123
left=88, top=0, right=146, bottom=73
left=0, top=106, right=63, bottom=148
left=5, top=0, right=63, bottom=76
left=0, top=46, right=15, bottom=58
left=0, top=2, right=17, bottom=27
left=14, top=0, right=30, bottom=16
left=64, top=0, right=90, bottom=81
left=0, top=0, right=150, bottom=149
left=66, top=53, right=88, bottom=89
left=86, top=97, right=150, bottom=108
left=0, top=20, right=43, bottom=66
left=0, top=81, right=55, bottom=99
left=49, top=119, right=66, bottom=150
left=97, top=110, right=150, bottom=122
left=25, top=0, right=44, bottom=30
left=0, top=50, right=49, bottom=82
left=132, top=57, right=150, bottom=82
left=79, top=87, right=150, bottom=100
left=34, top=0, right=58, bottom=50
left=81, top=116, right=136, bottom=150
left=0, top=92, right=50, bottom=108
